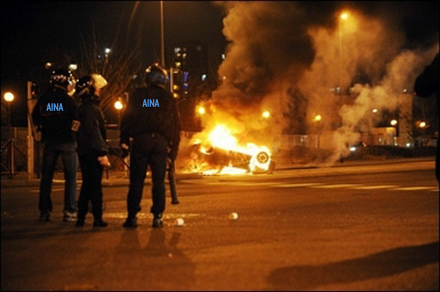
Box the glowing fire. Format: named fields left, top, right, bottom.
left=196, top=125, right=272, bottom=175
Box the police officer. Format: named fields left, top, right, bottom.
left=75, top=74, right=110, bottom=227
left=32, top=69, right=80, bottom=222
left=120, top=64, right=181, bottom=228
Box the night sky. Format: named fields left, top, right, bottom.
left=1, top=1, right=438, bottom=126
left=2, top=1, right=438, bottom=78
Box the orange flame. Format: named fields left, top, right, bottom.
left=198, top=124, right=271, bottom=175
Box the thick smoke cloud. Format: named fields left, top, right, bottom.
left=196, top=1, right=438, bottom=164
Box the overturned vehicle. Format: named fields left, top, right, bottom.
left=178, top=125, right=275, bottom=175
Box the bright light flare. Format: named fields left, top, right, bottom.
left=3, top=92, right=14, bottom=102
left=114, top=100, right=123, bottom=110
left=340, top=12, right=349, bottom=20
left=313, top=114, right=322, bottom=122
left=197, top=106, right=206, bottom=115
left=262, top=111, right=271, bottom=119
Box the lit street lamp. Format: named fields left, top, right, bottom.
left=3, top=92, right=15, bottom=134
left=338, top=11, right=349, bottom=94
left=313, top=114, right=322, bottom=148
left=160, top=1, right=165, bottom=67
left=3, top=91, right=15, bottom=178
left=114, top=99, right=124, bottom=129
left=196, top=105, right=206, bottom=116
left=416, top=121, right=428, bottom=146
left=390, top=119, right=398, bottom=145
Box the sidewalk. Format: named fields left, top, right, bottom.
left=1, top=157, right=435, bottom=189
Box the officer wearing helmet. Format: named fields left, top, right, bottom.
left=120, top=63, right=181, bottom=228
left=74, top=74, right=110, bottom=227
left=32, top=68, right=80, bottom=222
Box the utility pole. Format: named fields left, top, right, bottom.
left=160, top=1, right=165, bottom=67
left=27, top=81, right=35, bottom=178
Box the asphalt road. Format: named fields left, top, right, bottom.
left=1, top=160, right=439, bottom=291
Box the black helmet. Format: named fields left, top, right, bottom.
left=75, top=75, right=95, bottom=98
left=75, top=74, right=108, bottom=99
left=50, top=68, right=73, bottom=88
left=145, top=63, right=168, bottom=87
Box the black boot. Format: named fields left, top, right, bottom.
left=75, top=214, right=85, bottom=227
left=123, top=216, right=138, bottom=228
left=93, top=219, right=108, bottom=227
left=75, top=217, right=85, bottom=227
left=152, top=213, right=163, bottom=228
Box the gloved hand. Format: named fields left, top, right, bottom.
left=97, top=155, right=111, bottom=167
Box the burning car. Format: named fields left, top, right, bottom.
left=179, top=125, right=274, bottom=175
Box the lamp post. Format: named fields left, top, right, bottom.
left=3, top=92, right=14, bottom=137
left=160, top=1, right=165, bottom=67
left=390, top=119, right=398, bottom=146
left=338, top=12, right=348, bottom=94
left=313, top=114, right=322, bottom=149
left=114, top=99, right=124, bottom=129
left=3, top=91, right=15, bottom=178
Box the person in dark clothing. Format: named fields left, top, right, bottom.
left=120, top=63, right=181, bottom=228
left=32, top=68, right=80, bottom=222
left=74, top=74, right=110, bottom=227
left=414, top=53, right=439, bottom=184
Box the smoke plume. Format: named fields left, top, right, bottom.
left=195, top=2, right=438, bottom=164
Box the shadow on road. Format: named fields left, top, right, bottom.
left=113, top=229, right=196, bottom=290
left=267, top=241, right=439, bottom=290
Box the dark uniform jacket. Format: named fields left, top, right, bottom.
left=32, top=86, right=79, bottom=145
left=76, top=96, right=108, bottom=157
left=120, top=84, right=181, bottom=153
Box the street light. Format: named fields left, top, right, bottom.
left=114, top=99, right=124, bottom=129
left=4, top=92, right=14, bottom=103
left=196, top=105, right=206, bottom=115
left=338, top=11, right=349, bottom=93
left=262, top=111, right=271, bottom=119
left=390, top=119, right=398, bottom=145
left=3, top=91, right=15, bottom=177
left=160, top=1, right=165, bottom=67
left=313, top=114, right=322, bottom=148
left=3, top=92, right=15, bottom=131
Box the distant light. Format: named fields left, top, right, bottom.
left=201, top=74, right=207, bottom=81
left=262, top=111, right=271, bottom=119
left=349, top=146, right=356, bottom=152
left=105, top=48, right=111, bottom=54
left=406, top=143, right=411, bottom=148
left=68, top=64, right=77, bottom=71
left=313, top=114, right=322, bottom=122
left=197, top=106, right=206, bottom=115
left=372, top=108, right=378, bottom=113
left=390, top=119, right=398, bottom=126
left=45, top=62, right=53, bottom=70
left=222, top=54, right=226, bottom=60
left=114, top=100, right=123, bottom=110
left=419, top=121, right=427, bottom=128
left=340, top=12, right=349, bottom=20
left=4, top=92, right=14, bottom=102
left=403, top=88, right=407, bottom=93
